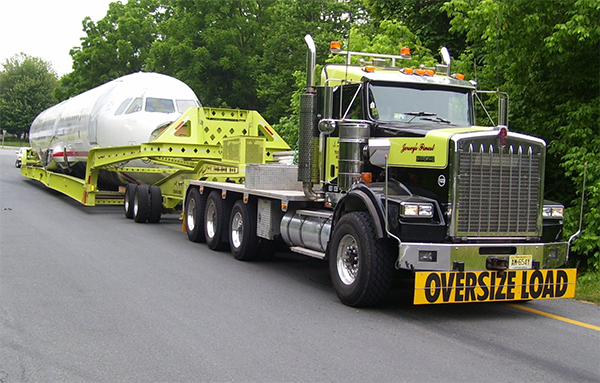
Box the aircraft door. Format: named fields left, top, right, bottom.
left=89, top=82, right=119, bottom=145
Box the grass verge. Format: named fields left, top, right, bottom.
left=575, top=271, right=600, bottom=305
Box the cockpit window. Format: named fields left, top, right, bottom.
left=125, top=97, right=143, bottom=114
left=176, top=99, right=199, bottom=113
left=115, top=98, right=133, bottom=116
left=145, top=98, right=175, bottom=113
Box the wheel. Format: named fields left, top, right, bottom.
left=229, top=200, right=260, bottom=261
left=204, top=190, right=232, bottom=250
left=148, top=185, right=162, bottom=223
left=133, top=184, right=150, bottom=223
left=185, top=187, right=206, bottom=243
left=328, top=211, right=396, bottom=307
left=124, top=183, right=137, bottom=219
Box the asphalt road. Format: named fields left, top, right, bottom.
left=1, top=148, right=599, bottom=383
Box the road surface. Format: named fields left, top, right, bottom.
left=1, top=148, right=599, bottom=382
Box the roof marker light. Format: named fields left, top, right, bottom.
left=330, top=41, right=341, bottom=52
left=402, top=68, right=414, bottom=74
left=363, top=66, right=375, bottom=73
left=425, top=69, right=435, bottom=76
left=453, top=73, right=465, bottom=80
left=400, top=47, right=411, bottom=58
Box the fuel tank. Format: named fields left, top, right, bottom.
left=29, top=72, right=200, bottom=188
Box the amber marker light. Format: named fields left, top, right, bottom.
left=400, top=47, right=411, bottom=57
left=330, top=41, right=341, bottom=52
left=361, top=172, right=373, bottom=183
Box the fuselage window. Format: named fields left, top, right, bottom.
left=145, top=98, right=175, bottom=113
left=115, top=98, right=133, bottom=115
left=125, top=97, right=143, bottom=114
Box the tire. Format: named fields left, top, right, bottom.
left=148, top=185, right=162, bottom=223
left=204, top=190, right=232, bottom=250
left=124, top=183, right=137, bottom=219
left=229, top=200, right=260, bottom=261
left=133, top=184, right=150, bottom=223
left=185, top=187, right=207, bottom=243
left=328, top=211, right=396, bottom=307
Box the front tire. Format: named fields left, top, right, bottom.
left=328, top=211, right=396, bottom=307
left=229, top=200, right=260, bottom=261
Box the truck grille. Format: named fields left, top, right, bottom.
left=455, top=143, right=542, bottom=237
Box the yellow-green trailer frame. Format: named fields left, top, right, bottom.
left=21, top=107, right=290, bottom=208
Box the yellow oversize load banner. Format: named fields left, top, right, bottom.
left=414, top=269, right=577, bottom=305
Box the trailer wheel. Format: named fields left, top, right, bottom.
left=328, top=211, right=395, bottom=307
left=229, top=200, right=260, bottom=261
left=148, top=185, right=162, bottom=223
left=124, top=183, right=137, bottom=219
left=186, top=187, right=207, bottom=243
left=133, top=184, right=150, bottom=223
left=204, top=190, right=232, bottom=250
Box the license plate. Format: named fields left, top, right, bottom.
left=509, top=255, right=532, bottom=270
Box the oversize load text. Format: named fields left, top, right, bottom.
left=414, top=269, right=576, bottom=305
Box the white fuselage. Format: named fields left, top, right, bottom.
left=29, top=72, right=200, bottom=186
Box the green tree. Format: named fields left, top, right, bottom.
left=444, top=0, right=600, bottom=269
left=0, top=53, right=58, bottom=139
left=361, top=0, right=466, bottom=56
left=57, top=0, right=163, bottom=100
left=147, top=0, right=269, bottom=110
left=256, top=0, right=355, bottom=125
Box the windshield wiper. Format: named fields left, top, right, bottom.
left=404, top=111, right=437, bottom=123
left=403, top=112, right=451, bottom=124
left=420, top=116, right=451, bottom=124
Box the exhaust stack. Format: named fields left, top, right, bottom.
left=298, top=35, right=323, bottom=200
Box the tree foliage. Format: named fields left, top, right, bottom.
left=444, top=0, right=600, bottom=269
left=361, top=0, right=466, bottom=56
left=0, top=54, right=58, bottom=139
left=56, top=0, right=164, bottom=101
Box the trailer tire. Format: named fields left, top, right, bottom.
left=133, top=184, right=150, bottom=223
left=328, top=211, right=395, bottom=307
left=124, top=183, right=137, bottom=219
left=229, top=200, right=260, bottom=261
left=204, top=190, right=232, bottom=251
left=186, top=188, right=207, bottom=243
left=148, top=185, right=162, bottom=223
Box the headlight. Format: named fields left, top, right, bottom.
left=400, top=202, right=434, bottom=218
left=543, top=206, right=564, bottom=219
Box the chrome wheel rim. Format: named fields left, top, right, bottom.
left=337, top=234, right=359, bottom=285
left=124, top=192, right=130, bottom=212
left=231, top=211, right=243, bottom=249
left=187, top=198, right=196, bottom=231
left=133, top=193, right=139, bottom=216
left=206, top=201, right=217, bottom=239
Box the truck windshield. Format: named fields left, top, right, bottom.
left=369, top=84, right=472, bottom=126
